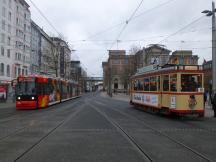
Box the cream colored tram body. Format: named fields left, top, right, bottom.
left=130, top=65, right=204, bottom=117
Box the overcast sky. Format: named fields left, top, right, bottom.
left=26, top=0, right=213, bottom=76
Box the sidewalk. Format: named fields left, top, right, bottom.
left=0, top=99, right=15, bottom=109
left=101, top=92, right=215, bottom=118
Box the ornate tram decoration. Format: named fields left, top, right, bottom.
left=188, top=95, right=197, bottom=109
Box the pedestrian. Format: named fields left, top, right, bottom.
left=204, top=91, right=207, bottom=108
left=212, top=92, right=216, bottom=117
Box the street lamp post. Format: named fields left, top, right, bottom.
left=202, top=1, right=216, bottom=94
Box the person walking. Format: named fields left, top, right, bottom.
left=212, top=92, right=216, bottom=117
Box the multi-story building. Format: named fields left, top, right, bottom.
left=102, top=50, right=135, bottom=93
left=70, top=60, right=81, bottom=81
left=51, top=37, right=71, bottom=79
left=203, top=60, right=212, bottom=92
left=144, top=44, right=171, bottom=66
left=0, top=0, right=31, bottom=100
left=134, top=44, right=171, bottom=73
left=168, top=50, right=199, bottom=65
left=30, top=20, right=40, bottom=74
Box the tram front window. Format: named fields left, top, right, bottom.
left=16, top=80, right=36, bottom=95
left=181, top=74, right=202, bottom=92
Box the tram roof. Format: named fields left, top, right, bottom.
left=133, top=64, right=203, bottom=78
left=17, top=75, right=78, bottom=84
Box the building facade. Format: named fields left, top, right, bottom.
left=51, top=37, right=71, bottom=79
left=203, top=60, right=212, bottom=92
left=133, top=44, right=171, bottom=73
left=0, top=0, right=31, bottom=100
left=144, top=44, right=171, bottom=66
left=168, top=50, right=199, bottom=65
left=30, top=20, right=40, bottom=74
left=102, top=50, right=135, bottom=93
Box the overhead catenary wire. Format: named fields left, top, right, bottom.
left=28, top=0, right=62, bottom=36
left=158, top=15, right=206, bottom=44
left=86, top=0, right=176, bottom=40
left=109, top=0, right=144, bottom=49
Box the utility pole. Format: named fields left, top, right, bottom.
left=202, top=2, right=216, bottom=93
left=109, top=59, right=112, bottom=97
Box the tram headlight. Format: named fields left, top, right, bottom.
left=17, top=97, right=21, bottom=100
left=31, top=96, right=35, bottom=100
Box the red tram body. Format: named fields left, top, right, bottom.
left=15, top=75, right=81, bottom=109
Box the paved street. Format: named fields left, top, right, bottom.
left=0, top=92, right=216, bottom=162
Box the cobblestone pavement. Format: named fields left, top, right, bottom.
left=0, top=92, right=216, bottom=162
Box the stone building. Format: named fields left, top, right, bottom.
left=30, top=20, right=40, bottom=74
left=144, top=44, right=171, bottom=66
left=102, top=50, right=135, bottom=93
left=168, top=50, right=199, bottom=65
left=51, top=37, right=71, bottom=79
left=134, top=44, right=171, bottom=72
left=203, top=60, right=212, bottom=92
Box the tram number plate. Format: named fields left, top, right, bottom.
left=170, top=96, right=176, bottom=109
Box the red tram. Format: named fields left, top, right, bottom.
left=15, top=75, right=81, bottom=109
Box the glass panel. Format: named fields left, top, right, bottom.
left=144, top=77, right=150, bottom=91
left=16, top=80, right=36, bottom=95
left=150, top=76, right=157, bottom=91
left=157, top=76, right=160, bottom=91
left=181, top=74, right=202, bottom=92
left=170, top=74, right=177, bottom=91
left=163, top=75, right=169, bottom=91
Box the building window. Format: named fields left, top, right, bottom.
left=7, top=36, right=11, bottom=45
left=7, top=65, right=10, bottom=77
left=22, top=69, right=24, bottom=75
left=16, top=18, right=19, bottom=25
left=7, top=49, right=10, bottom=58
left=0, top=63, right=4, bottom=76
left=112, top=59, right=120, bottom=64
left=8, top=24, right=11, bottom=33
left=25, top=69, right=28, bottom=75
left=1, top=47, right=4, bottom=56
left=8, top=12, right=12, bottom=21
left=24, top=13, right=27, bottom=19
left=17, top=6, right=19, bottom=12
left=2, top=7, right=6, bottom=17
left=18, top=67, right=21, bottom=75
left=1, top=33, right=5, bottom=43
left=9, top=0, right=12, bottom=8
left=2, top=20, right=6, bottom=30
left=24, top=24, right=26, bottom=31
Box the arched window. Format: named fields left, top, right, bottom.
left=0, top=63, right=4, bottom=76
left=7, top=65, right=10, bottom=77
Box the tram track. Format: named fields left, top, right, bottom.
left=0, top=99, right=82, bottom=143
left=93, top=98, right=214, bottom=162
left=89, top=101, right=153, bottom=162
left=0, top=97, right=82, bottom=123
left=13, top=103, right=84, bottom=162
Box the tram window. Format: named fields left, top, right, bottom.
left=144, top=77, right=150, bottom=91
left=150, top=77, right=157, bottom=91
left=133, top=80, right=138, bottom=90
left=137, top=80, right=144, bottom=91
left=181, top=74, right=202, bottom=92
left=157, top=76, right=160, bottom=91
left=162, top=75, right=169, bottom=91
left=170, top=74, right=177, bottom=91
